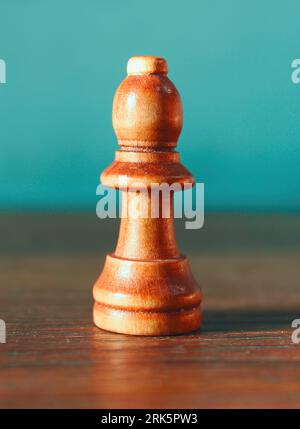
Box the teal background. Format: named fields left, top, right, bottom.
left=0, top=0, right=299, bottom=211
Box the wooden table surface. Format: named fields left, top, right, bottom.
left=0, top=213, right=300, bottom=409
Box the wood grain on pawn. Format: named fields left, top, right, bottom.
left=93, top=56, right=202, bottom=335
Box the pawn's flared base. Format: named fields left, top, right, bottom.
left=93, top=253, right=202, bottom=336
left=93, top=302, right=202, bottom=336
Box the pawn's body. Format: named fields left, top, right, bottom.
left=93, top=56, right=202, bottom=335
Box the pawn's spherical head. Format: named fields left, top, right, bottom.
left=113, top=56, right=183, bottom=149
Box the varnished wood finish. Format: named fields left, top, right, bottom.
left=1, top=214, right=300, bottom=408
left=93, top=56, right=201, bottom=335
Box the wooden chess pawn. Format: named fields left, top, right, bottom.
left=93, top=56, right=202, bottom=335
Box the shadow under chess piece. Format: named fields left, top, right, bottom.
left=93, top=56, right=202, bottom=335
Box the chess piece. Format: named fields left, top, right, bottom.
left=93, top=56, right=202, bottom=335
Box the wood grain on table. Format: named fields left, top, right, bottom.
left=0, top=213, right=300, bottom=408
